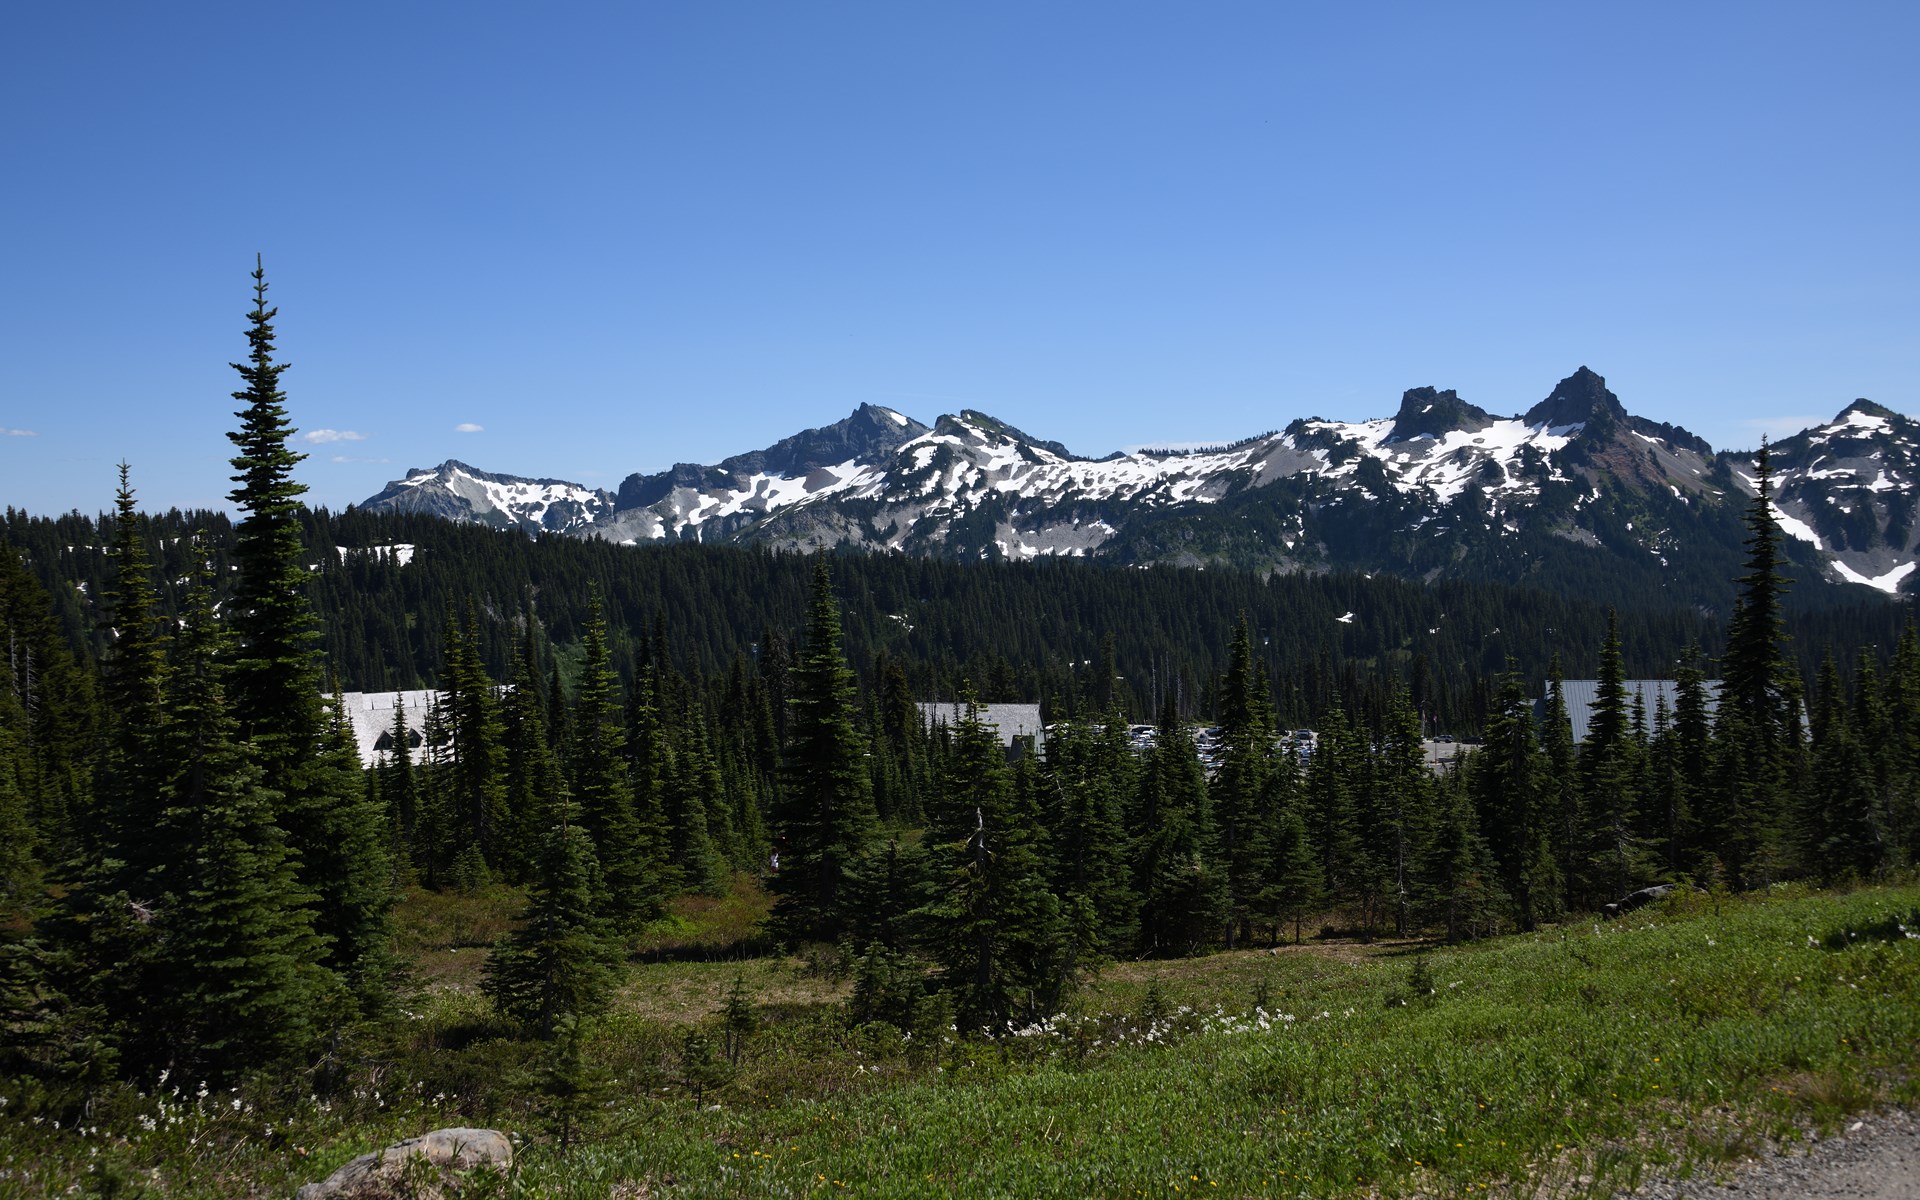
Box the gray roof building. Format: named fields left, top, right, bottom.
left=1539, top=679, right=1722, bottom=743
left=338, top=689, right=439, bottom=768
left=917, top=702, right=1046, bottom=753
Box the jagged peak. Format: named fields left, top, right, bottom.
left=1837, top=397, right=1900, bottom=423
left=407, top=459, right=478, bottom=477
left=937, top=410, right=1077, bottom=459
left=401, top=460, right=597, bottom=490
left=1385, top=386, right=1495, bottom=443
left=1523, top=366, right=1625, bottom=430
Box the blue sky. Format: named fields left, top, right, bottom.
left=3, top=2, right=1916, bottom=515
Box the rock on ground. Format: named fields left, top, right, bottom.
left=293, top=1127, right=512, bottom=1199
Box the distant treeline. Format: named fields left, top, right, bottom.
left=3, top=505, right=1911, bottom=734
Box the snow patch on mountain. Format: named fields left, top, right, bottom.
left=1832, top=559, right=1916, bottom=594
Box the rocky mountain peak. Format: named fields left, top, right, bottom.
left=614, top=403, right=930, bottom=511
left=936, top=410, right=1077, bottom=460
left=1384, top=387, right=1496, bottom=443
left=1838, top=398, right=1900, bottom=423
left=1522, top=366, right=1627, bottom=431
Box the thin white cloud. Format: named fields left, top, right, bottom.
left=304, top=428, right=367, bottom=444
left=1, top=427, right=36, bottom=437
left=330, top=455, right=391, bottom=464
left=1740, top=415, right=1821, bottom=441
left=455, top=422, right=485, bottom=433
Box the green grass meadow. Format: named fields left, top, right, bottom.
left=4, top=883, right=1916, bottom=1198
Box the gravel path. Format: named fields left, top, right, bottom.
left=1629, top=1109, right=1919, bottom=1200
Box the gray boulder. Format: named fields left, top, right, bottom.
left=1603, top=883, right=1680, bottom=918
left=294, top=1127, right=512, bottom=1199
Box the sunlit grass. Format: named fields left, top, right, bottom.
left=3, top=883, right=1915, bottom=1199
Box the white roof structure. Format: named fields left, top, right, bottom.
left=916, top=702, right=1046, bottom=751
left=337, top=690, right=439, bottom=769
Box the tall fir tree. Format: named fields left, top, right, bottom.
left=1709, top=439, right=1802, bottom=887
left=224, top=258, right=392, bottom=1004
left=1474, top=661, right=1557, bottom=930
left=150, top=553, right=328, bottom=1078
left=1376, top=686, right=1436, bottom=937
left=1668, top=645, right=1714, bottom=873
left=1254, top=760, right=1323, bottom=945
left=1422, top=770, right=1504, bottom=943
left=502, top=621, right=564, bottom=883
left=1131, top=695, right=1225, bottom=957
left=920, top=694, right=1068, bottom=1030
left=1885, top=622, right=1920, bottom=865
left=1301, top=703, right=1360, bottom=918
left=1211, top=615, right=1273, bottom=948
left=441, top=604, right=507, bottom=882
left=769, top=560, right=877, bottom=946
left=1042, top=714, right=1137, bottom=958
left=483, top=807, right=619, bottom=1039
left=1537, top=656, right=1578, bottom=889
left=1799, top=652, right=1880, bottom=881
left=571, top=594, right=661, bottom=924
left=225, top=255, right=323, bottom=776
left=96, top=464, right=169, bottom=873
left=1578, top=610, right=1652, bottom=904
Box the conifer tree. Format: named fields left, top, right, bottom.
left=0, top=587, right=46, bottom=915
left=1579, top=611, right=1651, bottom=903
left=1800, top=652, right=1880, bottom=881
left=223, top=258, right=392, bottom=1001
left=1850, top=649, right=1895, bottom=871
left=415, top=696, right=455, bottom=885
left=151, top=555, right=327, bottom=1078
left=1423, top=772, right=1501, bottom=943
left=483, top=813, right=619, bottom=1039
left=502, top=624, right=563, bottom=883
left=1669, top=644, right=1714, bottom=871
left=571, top=595, right=659, bottom=923
left=769, top=560, right=877, bottom=946
left=1376, top=686, right=1435, bottom=937
left=381, top=698, right=420, bottom=882
left=1888, top=626, right=1920, bottom=866
left=1212, top=616, right=1272, bottom=948
left=1538, top=655, right=1577, bottom=875
left=0, top=542, right=95, bottom=863
left=1710, top=440, right=1802, bottom=887
left=846, top=835, right=928, bottom=955
left=1255, top=771, right=1323, bottom=945
left=443, top=606, right=510, bottom=871
left=1301, top=704, right=1360, bottom=916
left=225, top=256, right=323, bottom=774
left=1132, top=695, right=1224, bottom=957
left=441, top=605, right=507, bottom=880
left=648, top=672, right=725, bottom=895
left=1475, top=662, right=1557, bottom=930
left=1042, top=715, right=1136, bottom=957
left=96, top=464, right=169, bottom=873
left=921, top=694, right=1067, bottom=1029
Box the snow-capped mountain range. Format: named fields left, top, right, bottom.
left=357, top=369, right=1920, bottom=609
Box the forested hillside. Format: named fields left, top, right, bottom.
left=4, top=504, right=1912, bottom=734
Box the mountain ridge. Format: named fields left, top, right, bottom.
left=356, top=370, right=1917, bottom=606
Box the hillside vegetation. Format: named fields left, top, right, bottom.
left=3, top=882, right=1914, bottom=1197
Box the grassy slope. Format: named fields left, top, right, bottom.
left=510, top=885, right=1918, bottom=1198
left=2, top=884, right=1915, bottom=1198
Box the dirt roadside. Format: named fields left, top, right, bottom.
left=1627, top=1108, right=1918, bottom=1200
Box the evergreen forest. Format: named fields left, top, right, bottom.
left=1, top=267, right=1918, bottom=1195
